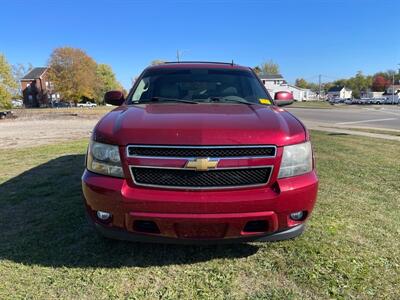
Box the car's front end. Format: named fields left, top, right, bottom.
left=82, top=62, right=318, bottom=243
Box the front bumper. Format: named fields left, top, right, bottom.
left=90, top=215, right=305, bottom=244
left=82, top=169, right=318, bottom=243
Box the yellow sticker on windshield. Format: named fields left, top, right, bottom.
left=259, top=98, right=271, bottom=105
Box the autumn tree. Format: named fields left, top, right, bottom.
left=253, top=66, right=262, bottom=76
left=295, top=78, right=308, bottom=88
left=348, top=71, right=372, bottom=98
left=48, top=47, right=97, bottom=103
left=258, top=60, right=280, bottom=75
left=372, top=75, right=389, bottom=92
left=151, top=59, right=165, bottom=66
left=95, top=64, right=124, bottom=103
left=0, top=53, right=18, bottom=108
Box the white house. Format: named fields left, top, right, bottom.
left=360, top=91, right=384, bottom=99
left=259, top=74, right=317, bottom=101
left=259, top=74, right=285, bottom=90
left=327, top=86, right=352, bottom=99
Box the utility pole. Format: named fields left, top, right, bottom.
left=398, top=64, right=400, bottom=105
left=392, top=72, right=395, bottom=104
left=176, top=49, right=189, bottom=62
left=318, top=74, right=322, bottom=101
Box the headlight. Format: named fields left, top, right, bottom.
left=278, top=141, right=313, bottom=178
left=86, top=141, right=124, bottom=178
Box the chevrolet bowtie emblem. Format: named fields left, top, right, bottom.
left=185, top=158, right=219, bottom=171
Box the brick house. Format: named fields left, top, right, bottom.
left=20, top=67, right=59, bottom=107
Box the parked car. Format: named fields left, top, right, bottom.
left=77, top=101, right=97, bottom=108
left=53, top=101, right=72, bottom=108
left=368, top=98, right=385, bottom=105
left=329, top=98, right=346, bottom=104
left=82, top=61, right=319, bottom=243
left=356, top=98, right=369, bottom=105
left=385, top=97, right=399, bottom=104
left=11, top=99, right=23, bottom=108
left=344, top=99, right=355, bottom=105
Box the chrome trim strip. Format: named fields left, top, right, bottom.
left=128, top=165, right=274, bottom=190
left=126, top=145, right=277, bottom=159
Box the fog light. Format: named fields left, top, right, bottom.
left=290, top=211, right=305, bottom=221
left=96, top=211, right=111, bottom=220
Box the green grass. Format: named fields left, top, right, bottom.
left=0, top=132, right=399, bottom=299
left=290, top=101, right=334, bottom=109
left=289, top=101, right=355, bottom=109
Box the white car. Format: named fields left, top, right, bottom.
left=368, top=98, right=385, bottom=105
left=385, top=97, right=399, bottom=104
left=11, top=99, right=23, bottom=108
left=77, top=101, right=97, bottom=108
left=356, top=98, right=369, bottom=104
left=344, top=99, right=355, bottom=105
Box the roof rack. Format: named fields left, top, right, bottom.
left=164, top=61, right=236, bottom=66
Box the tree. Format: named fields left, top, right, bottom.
left=259, top=60, right=280, bottom=75
left=0, top=53, right=18, bottom=108
left=372, top=75, right=389, bottom=92
left=47, top=47, right=98, bottom=103
left=12, top=63, right=33, bottom=82
left=12, top=63, right=33, bottom=97
left=253, top=66, right=262, bottom=76
left=95, top=64, right=123, bottom=103
left=342, top=71, right=372, bottom=98
left=151, top=59, right=165, bottom=66
left=295, top=78, right=308, bottom=89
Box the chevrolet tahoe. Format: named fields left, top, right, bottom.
left=82, top=62, right=318, bottom=243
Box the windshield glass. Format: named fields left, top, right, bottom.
left=129, top=68, right=271, bottom=104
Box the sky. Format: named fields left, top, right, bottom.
left=1, top=0, right=399, bottom=89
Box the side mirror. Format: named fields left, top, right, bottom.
left=104, top=90, right=125, bottom=106
left=274, top=91, right=294, bottom=106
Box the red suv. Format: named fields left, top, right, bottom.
left=82, top=62, right=318, bottom=243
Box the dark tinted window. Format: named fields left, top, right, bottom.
left=129, top=68, right=271, bottom=104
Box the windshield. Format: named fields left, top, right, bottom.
left=128, top=68, right=271, bottom=104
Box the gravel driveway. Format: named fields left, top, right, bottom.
left=0, top=109, right=107, bottom=149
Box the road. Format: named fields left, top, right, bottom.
left=287, top=106, right=400, bottom=130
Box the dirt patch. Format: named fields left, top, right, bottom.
left=0, top=108, right=110, bottom=149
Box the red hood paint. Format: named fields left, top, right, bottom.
left=94, top=103, right=306, bottom=147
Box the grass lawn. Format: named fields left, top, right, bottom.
left=290, top=101, right=334, bottom=109
left=0, top=131, right=399, bottom=299
left=289, top=101, right=358, bottom=109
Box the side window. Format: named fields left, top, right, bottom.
left=132, top=78, right=149, bottom=100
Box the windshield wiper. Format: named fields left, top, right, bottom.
left=208, top=96, right=254, bottom=105
left=136, top=97, right=199, bottom=104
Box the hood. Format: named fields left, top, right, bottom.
left=94, top=103, right=306, bottom=147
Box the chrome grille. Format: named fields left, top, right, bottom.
left=127, top=145, right=276, bottom=158
left=128, top=145, right=276, bottom=189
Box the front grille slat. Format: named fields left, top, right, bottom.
left=128, top=146, right=276, bottom=158
left=131, top=167, right=272, bottom=189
